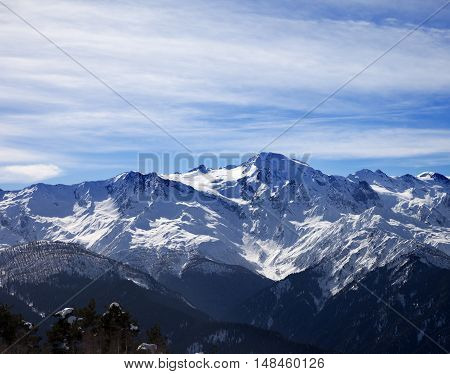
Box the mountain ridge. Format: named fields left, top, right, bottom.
left=0, top=153, right=448, bottom=299
left=0, top=240, right=322, bottom=354
left=229, top=247, right=450, bottom=353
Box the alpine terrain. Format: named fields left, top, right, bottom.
left=0, top=152, right=449, bottom=353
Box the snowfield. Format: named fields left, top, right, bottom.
left=0, top=152, right=448, bottom=296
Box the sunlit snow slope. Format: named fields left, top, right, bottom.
left=0, top=153, right=448, bottom=295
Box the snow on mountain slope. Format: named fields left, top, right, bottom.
left=164, top=153, right=309, bottom=204
left=0, top=172, right=249, bottom=276
left=0, top=241, right=170, bottom=294
left=348, top=169, right=449, bottom=252
left=230, top=246, right=450, bottom=353
left=0, top=153, right=448, bottom=297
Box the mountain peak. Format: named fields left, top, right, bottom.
left=113, top=171, right=142, bottom=181
left=254, top=151, right=288, bottom=159
left=417, top=171, right=448, bottom=182
left=245, top=152, right=309, bottom=169
left=187, top=164, right=210, bottom=174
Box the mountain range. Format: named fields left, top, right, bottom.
left=0, top=152, right=449, bottom=353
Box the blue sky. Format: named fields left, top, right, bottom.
left=0, top=0, right=449, bottom=189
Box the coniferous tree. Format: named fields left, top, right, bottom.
left=47, top=312, right=83, bottom=353
left=1, top=300, right=156, bottom=354
left=0, top=304, right=40, bottom=353
left=146, top=324, right=168, bottom=353
left=76, top=299, right=101, bottom=353
left=99, top=302, right=139, bottom=353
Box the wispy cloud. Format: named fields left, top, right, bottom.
left=0, top=164, right=62, bottom=184
left=0, top=0, right=449, bottom=186
left=266, top=126, right=450, bottom=159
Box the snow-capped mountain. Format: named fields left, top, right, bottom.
left=229, top=246, right=450, bottom=353
left=0, top=152, right=448, bottom=298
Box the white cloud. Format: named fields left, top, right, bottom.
left=0, top=164, right=62, bottom=183
left=0, top=0, right=448, bottom=174
left=201, top=125, right=450, bottom=159
left=286, top=127, right=450, bottom=159
left=0, top=146, right=54, bottom=163
left=2, top=0, right=449, bottom=109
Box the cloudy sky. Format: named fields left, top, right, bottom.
left=1, top=0, right=449, bottom=188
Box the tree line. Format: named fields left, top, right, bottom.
left=0, top=300, right=167, bottom=354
